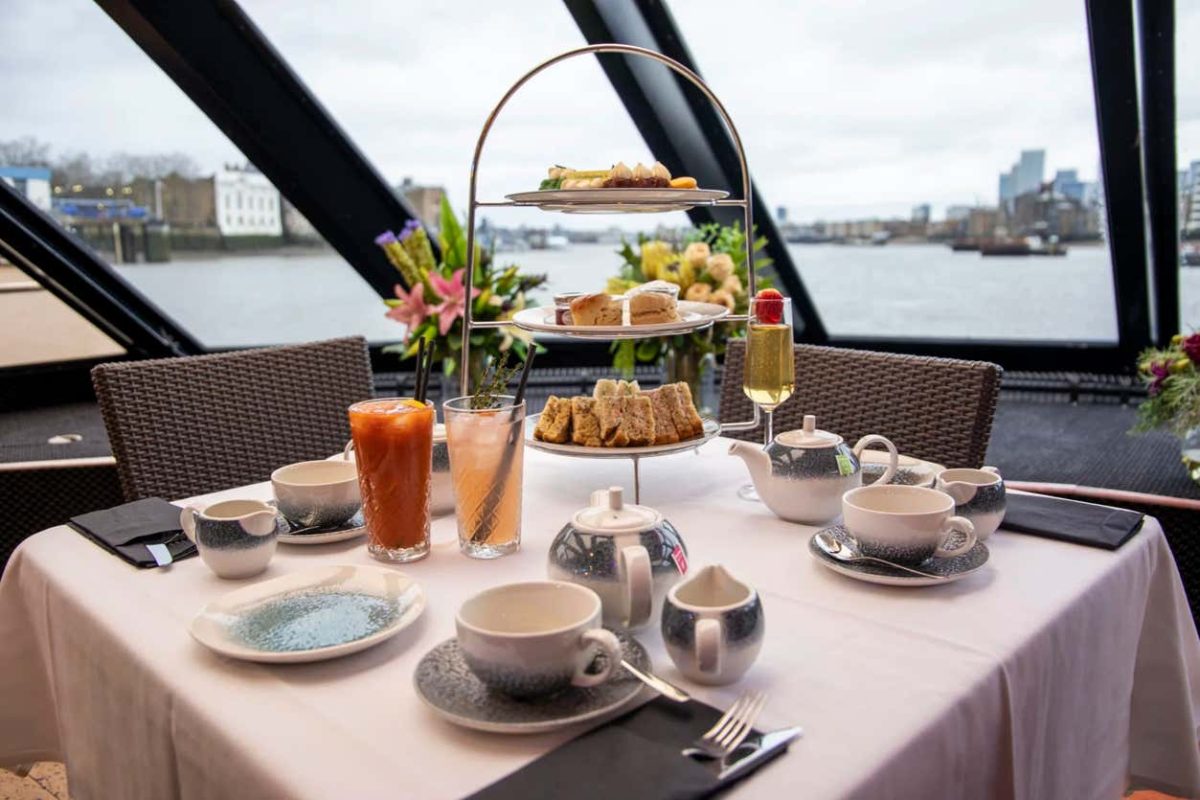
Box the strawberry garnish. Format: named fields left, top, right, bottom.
left=755, top=288, right=784, bottom=325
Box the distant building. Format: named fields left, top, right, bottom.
left=129, top=175, right=216, bottom=228
left=397, top=177, right=446, bottom=230
left=1015, top=150, right=1045, bottom=196
left=1052, top=169, right=1085, bottom=202
left=966, top=207, right=999, bottom=239
left=946, top=205, right=972, bottom=222
left=776, top=206, right=788, bottom=223
left=0, top=166, right=52, bottom=211
left=1184, top=160, right=1200, bottom=236
left=911, top=204, right=931, bottom=224
left=281, top=199, right=321, bottom=243
left=215, top=166, right=281, bottom=237
left=999, top=172, right=1015, bottom=207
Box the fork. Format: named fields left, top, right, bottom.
left=680, top=691, right=768, bottom=760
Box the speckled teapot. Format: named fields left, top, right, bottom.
left=730, top=414, right=899, bottom=525
left=547, top=487, right=689, bottom=630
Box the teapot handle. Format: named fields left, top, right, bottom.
left=620, top=544, right=653, bottom=629
left=853, top=435, right=898, bottom=485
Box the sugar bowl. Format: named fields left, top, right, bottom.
left=547, top=486, right=689, bottom=630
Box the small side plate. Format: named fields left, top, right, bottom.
left=190, top=565, right=425, bottom=663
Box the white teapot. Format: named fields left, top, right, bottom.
left=547, top=487, right=689, bottom=630
left=730, top=414, right=899, bottom=525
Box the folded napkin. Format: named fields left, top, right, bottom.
left=1003, top=492, right=1144, bottom=550
left=468, top=698, right=787, bottom=800
left=69, top=498, right=196, bottom=568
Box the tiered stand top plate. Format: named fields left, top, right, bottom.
left=525, top=416, right=721, bottom=459
left=504, top=187, right=729, bottom=214
left=511, top=300, right=730, bottom=340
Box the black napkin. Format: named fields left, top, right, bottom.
left=68, top=498, right=196, bottom=568
left=468, top=698, right=788, bottom=800
left=1003, top=492, right=1144, bottom=550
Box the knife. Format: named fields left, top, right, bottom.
left=716, top=725, right=804, bottom=782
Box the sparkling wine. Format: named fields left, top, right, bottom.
left=743, top=324, right=795, bottom=410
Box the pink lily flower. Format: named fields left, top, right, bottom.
left=429, top=268, right=481, bottom=336
left=385, top=282, right=429, bottom=338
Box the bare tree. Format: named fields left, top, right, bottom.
left=0, top=136, right=52, bottom=167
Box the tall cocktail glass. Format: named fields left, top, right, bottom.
left=348, top=398, right=434, bottom=562
left=443, top=395, right=525, bottom=559
left=738, top=296, right=795, bottom=501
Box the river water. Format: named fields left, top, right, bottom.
left=114, top=243, right=1200, bottom=349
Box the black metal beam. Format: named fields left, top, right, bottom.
left=94, top=0, right=432, bottom=298
left=1086, top=0, right=1153, bottom=360
left=1136, top=0, right=1179, bottom=344
left=563, top=0, right=829, bottom=342
left=0, top=179, right=202, bottom=359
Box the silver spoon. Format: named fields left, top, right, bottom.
left=620, top=659, right=690, bottom=703
left=814, top=530, right=946, bottom=580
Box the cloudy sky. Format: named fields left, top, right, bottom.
left=2, top=0, right=1197, bottom=230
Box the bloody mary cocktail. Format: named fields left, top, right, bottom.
left=348, top=398, right=434, bottom=562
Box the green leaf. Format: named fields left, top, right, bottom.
left=438, top=196, right=467, bottom=270
left=635, top=339, right=663, bottom=362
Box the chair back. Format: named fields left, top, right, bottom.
left=720, top=340, right=1001, bottom=468
left=93, top=337, right=373, bottom=500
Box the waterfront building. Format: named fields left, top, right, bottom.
left=946, top=205, right=971, bottom=222
left=282, top=199, right=321, bottom=244
left=1185, top=163, right=1200, bottom=237
left=911, top=203, right=931, bottom=225
left=1016, top=149, right=1045, bottom=196
left=1053, top=169, right=1085, bottom=202
left=999, top=171, right=1015, bottom=207
left=397, top=177, right=446, bottom=231
left=0, top=166, right=51, bottom=211
left=129, top=175, right=216, bottom=229
left=215, top=166, right=282, bottom=237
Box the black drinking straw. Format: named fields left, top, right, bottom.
left=513, top=346, right=536, bottom=408
left=421, top=345, right=434, bottom=402
left=414, top=337, right=427, bottom=402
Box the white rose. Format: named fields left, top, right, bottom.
left=710, top=289, right=736, bottom=311
left=706, top=253, right=735, bottom=282
left=721, top=274, right=743, bottom=294
left=684, top=282, right=713, bottom=303
left=683, top=242, right=711, bottom=269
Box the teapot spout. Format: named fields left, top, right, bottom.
left=729, top=440, right=770, bottom=490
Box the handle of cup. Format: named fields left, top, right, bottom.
left=342, top=440, right=355, bottom=460
left=572, top=628, right=622, bottom=688
left=934, top=515, right=976, bottom=558
left=620, top=545, right=653, bottom=629
left=695, top=618, right=723, bottom=675
left=179, top=506, right=199, bottom=543
left=853, top=434, right=898, bottom=485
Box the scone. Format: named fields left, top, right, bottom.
left=569, top=293, right=622, bottom=326
left=629, top=292, right=679, bottom=325
left=533, top=396, right=572, bottom=443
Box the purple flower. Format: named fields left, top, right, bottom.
left=1149, top=361, right=1171, bottom=397
left=1183, top=333, right=1200, bottom=364
left=374, top=231, right=397, bottom=246
left=399, top=219, right=423, bottom=242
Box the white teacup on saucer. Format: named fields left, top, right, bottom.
left=842, top=484, right=976, bottom=567
left=271, top=459, right=360, bottom=529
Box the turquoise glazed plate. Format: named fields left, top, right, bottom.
left=190, top=565, right=425, bottom=663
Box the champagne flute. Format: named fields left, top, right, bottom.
left=737, top=295, right=795, bottom=501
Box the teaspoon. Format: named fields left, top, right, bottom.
left=814, top=530, right=946, bottom=580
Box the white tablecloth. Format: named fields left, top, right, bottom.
left=2, top=440, right=1199, bottom=799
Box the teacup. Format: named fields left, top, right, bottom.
left=271, top=459, right=360, bottom=528
left=662, top=565, right=764, bottom=686
left=936, top=467, right=1006, bottom=541
left=456, top=581, right=622, bottom=699
left=180, top=499, right=280, bottom=579
left=842, top=485, right=976, bottom=567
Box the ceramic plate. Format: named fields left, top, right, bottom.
left=859, top=452, right=946, bottom=488
left=505, top=187, right=728, bottom=214
left=414, top=631, right=650, bottom=734
left=268, top=501, right=367, bottom=545
left=190, top=565, right=425, bottom=663
left=808, top=525, right=989, bottom=587
left=526, top=416, right=721, bottom=459
left=511, top=301, right=729, bottom=340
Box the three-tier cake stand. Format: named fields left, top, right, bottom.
left=458, top=44, right=760, bottom=502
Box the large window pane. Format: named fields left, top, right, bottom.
left=672, top=0, right=1118, bottom=342
left=0, top=1, right=398, bottom=350
left=1179, top=1, right=1200, bottom=330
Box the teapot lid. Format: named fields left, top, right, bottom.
left=775, top=415, right=844, bottom=448
left=573, top=486, right=662, bottom=534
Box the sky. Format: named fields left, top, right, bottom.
left=2, top=0, right=1197, bottom=230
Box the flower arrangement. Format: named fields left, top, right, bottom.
left=376, top=197, right=547, bottom=383
left=606, top=221, right=773, bottom=375
left=1134, top=333, right=1200, bottom=435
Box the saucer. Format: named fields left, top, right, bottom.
left=268, top=500, right=367, bottom=545
left=808, top=524, right=989, bottom=587
left=414, top=631, right=650, bottom=734
left=190, top=565, right=425, bottom=663
left=860, top=451, right=945, bottom=488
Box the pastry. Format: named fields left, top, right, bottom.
left=669, top=176, right=698, bottom=189
left=539, top=162, right=696, bottom=191
left=629, top=292, right=680, bottom=325
left=570, top=397, right=603, bottom=447
left=533, top=396, right=572, bottom=443
left=569, top=293, right=622, bottom=326
left=644, top=386, right=682, bottom=445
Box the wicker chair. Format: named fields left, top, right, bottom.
left=92, top=337, right=373, bottom=501
left=720, top=340, right=1002, bottom=468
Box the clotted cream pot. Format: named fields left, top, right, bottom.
left=730, top=414, right=899, bottom=525
left=547, top=486, right=689, bottom=630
